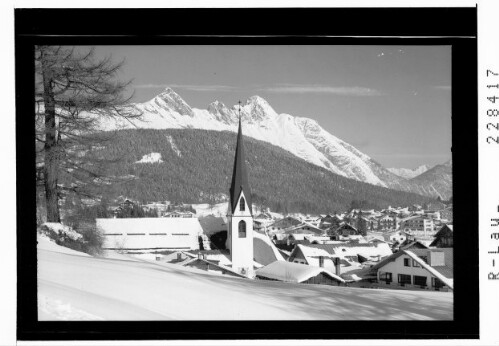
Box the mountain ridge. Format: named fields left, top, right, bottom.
left=97, top=87, right=452, bottom=199
left=387, top=164, right=431, bottom=179
left=87, top=128, right=432, bottom=213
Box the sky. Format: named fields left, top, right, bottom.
left=94, top=45, right=451, bottom=169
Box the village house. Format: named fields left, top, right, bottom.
left=266, top=216, right=303, bottom=233
left=282, top=222, right=324, bottom=235
left=382, top=229, right=407, bottom=244
left=330, top=223, right=360, bottom=239
left=319, top=214, right=343, bottom=230
left=182, top=252, right=248, bottom=278
left=439, top=207, right=453, bottom=223
left=399, top=215, right=435, bottom=237
left=364, top=233, right=387, bottom=245
left=430, top=224, right=453, bottom=248
left=163, top=211, right=195, bottom=218
left=399, top=239, right=430, bottom=251
left=377, top=214, right=399, bottom=231
left=142, top=202, right=169, bottom=216
left=255, top=260, right=345, bottom=286
left=287, top=242, right=393, bottom=275
left=370, top=248, right=453, bottom=291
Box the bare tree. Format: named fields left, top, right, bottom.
left=35, top=46, right=141, bottom=222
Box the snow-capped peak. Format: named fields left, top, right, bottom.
left=240, top=95, right=277, bottom=121
left=387, top=164, right=431, bottom=179
left=246, top=95, right=269, bottom=106
left=95, top=88, right=450, bottom=198
left=150, top=87, right=194, bottom=117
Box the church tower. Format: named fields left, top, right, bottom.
left=226, top=103, right=254, bottom=277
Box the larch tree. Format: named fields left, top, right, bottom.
left=35, top=46, right=141, bottom=223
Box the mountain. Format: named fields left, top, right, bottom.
left=409, top=160, right=452, bottom=199
left=387, top=165, right=431, bottom=179
left=97, top=87, right=451, bottom=199
left=88, top=128, right=431, bottom=214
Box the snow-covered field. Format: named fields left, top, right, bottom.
left=38, top=237, right=453, bottom=320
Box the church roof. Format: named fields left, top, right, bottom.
left=229, top=116, right=252, bottom=215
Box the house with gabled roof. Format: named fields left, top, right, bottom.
left=430, top=224, right=453, bottom=248
left=382, top=229, right=407, bottom=244
left=287, top=242, right=392, bottom=275
left=399, top=239, right=430, bottom=251
left=255, top=261, right=345, bottom=286
left=266, top=216, right=303, bottom=233
left=331, top=223, right=360, bottom=239
left=370, top=248, right=453, bottom=291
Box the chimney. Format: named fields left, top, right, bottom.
left=198, top=253, right=203, bottom=259
left=334, top=257, right=341, bottom=276
left=319, top=256, right=324, bottom=268
left=428, top=251, right=445, bottom=267
left=177, top=253, right=182, bottom=261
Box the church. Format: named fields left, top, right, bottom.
left=180, top=107, right=285, bottom=278
left=225, top=112, right=255, bottom=277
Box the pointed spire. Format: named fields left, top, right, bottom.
left=229, top=102, right=252, bottom=215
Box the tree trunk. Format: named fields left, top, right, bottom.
left=40, top=48, right=61, bottom=222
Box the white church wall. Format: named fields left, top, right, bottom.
left=228, top=191, right=254, bottom=276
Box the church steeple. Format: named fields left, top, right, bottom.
left=229, top=101, right=252, bottom=215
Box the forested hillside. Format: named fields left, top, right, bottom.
left=89, top=129, right=432, bottom=213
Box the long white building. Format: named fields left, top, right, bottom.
left=97, top=217, right=202, bottom=250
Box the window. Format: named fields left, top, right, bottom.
left=414, top=275, right=427, bottom=287
left=403, top=258, right=411, bottom=267
left=240, top=197, right=245, bottom=212
left=398, top=274, right=411, bottom=286
left=432, top=277, right=445, bottom=289
left=238, top=220, right=246, bottom=238
left=379, top=272, right=393, bottom=284
left=412, top=260, right=421, bottom=267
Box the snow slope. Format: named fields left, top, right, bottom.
left=38, top=237, right=453, bottom=320
left=135, top=152, right=164, bottom=164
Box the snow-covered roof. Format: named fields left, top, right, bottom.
left=301, top=243, right=393, bottom=260
left=182, top=257, right=247, bottom=278
left=253, top=230, right=285, bottom=263
left=296, top=244, right=332, bottom=259
left=97, top=217, right=203, bottom=235
left=97, top=218, right=203, bottom=250
left=255, top=261, right=345, bottom=283
left=198, top=215, right=227, bottom=234
left=287, top=233, right=307, bottom=240
left=305, top=235, right=331, bottom=243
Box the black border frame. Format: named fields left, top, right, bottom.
left=15, top=7, right=478, bottom=340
